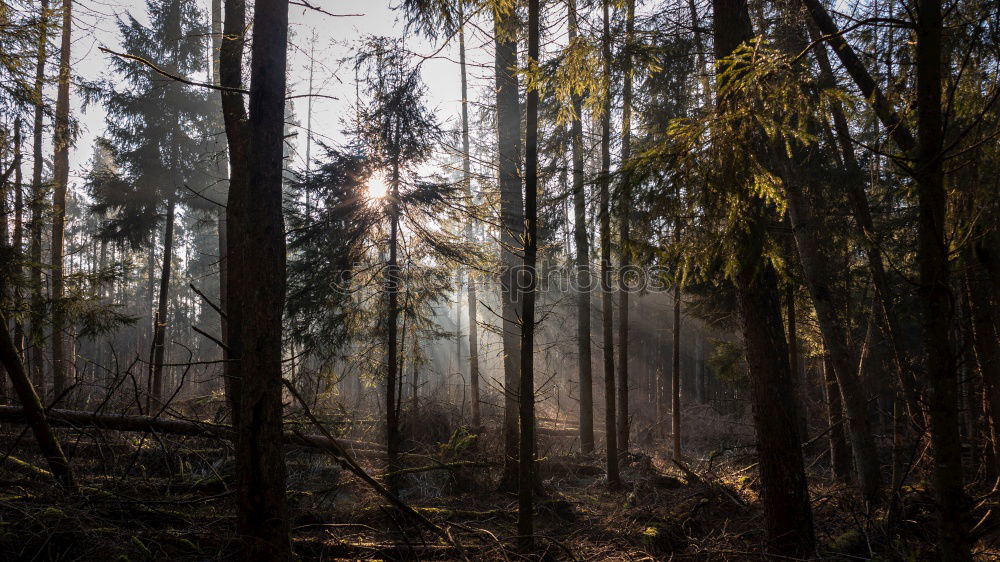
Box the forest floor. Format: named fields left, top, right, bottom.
left=0, top=402, right=997, bottom=560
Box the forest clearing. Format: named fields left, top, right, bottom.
left=0, top=0, right=998, bottom=558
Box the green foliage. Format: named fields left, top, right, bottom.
left=628, top=38, right=850, bottom=298
left=83, top=0, right=215, bottom=248
left=706, top=339, right=747, bottom=390
left=549, top=36, right=605, bottom=124
left=354, top=36, right=440, bottom=173
left=0, top=0, right=45, bottom=113
left=286, top=147, right=376, bottom=352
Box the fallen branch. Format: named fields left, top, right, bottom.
left=672, top=459, right=749, bottom=511
left=0, top=454, right=52, bottom=479
left=386, top=460, right=495, bottom=478
left=281, top=380, right=461, bottom=552
left=0, top=406, right=382, bottom=455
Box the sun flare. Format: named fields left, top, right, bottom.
left=366, top=173, right=389, bottom=201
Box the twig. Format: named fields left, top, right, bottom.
left=192, top=325, right=229, bottom=352
left=188, top=284, right=225, bottom=318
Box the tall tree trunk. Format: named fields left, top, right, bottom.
left=568, top=0, right=594, bottom=455
left=599, top=0, right=619, bottom=488
left=0, top=313, right=76, bottom=491
left=780, top=172, right=882, bottom=502
left=713, top=0, right=814, bottom=554
left=210, top=0, right=229, bottom=401
left=687, top=0, right=711, bottom=106
left=615, top=0, right=634, bottom=458
left=671, top=282, right=681, bottom=458
left=518, top=0, right=540, bottom=545
left=233, top=0, right=292, bottom=555
left=28, top=0, right=49, bottom=397
left=785, top=283, right=808, bottom=440
left=12, top=119, right=26, bottom=360
left=455, top=273, right=462, bottom=376
left=457, top=5, right=481, bottom=429
left=220, top=0, right=249, bottom=430
left=493, top=6, right=523, bottom=489
left=386, top=162, right=401, bottom=493
left=823, top=355, right=853, bottom=481
left=915, top=0, right=969, bottom=556
left=148, top=196, right=176, bottom=408
left=410, top=332, right=418, bottom=413
left=50, top=0, right=72, bottom=399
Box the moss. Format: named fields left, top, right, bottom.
left=131, top=536, right=152, bottom=560
left=827, top=529, right=869, bottom=557
left=39, top=506, right=66, bottom=519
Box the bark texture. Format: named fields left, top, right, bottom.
left=493, top=7, right=523, bottom=488
left=568, top=0, right=594, bottom=455
left=233, top=0, right=292, bottom=556
left=600, top=0, right=619, bottom=487
left=915, top=0, right=970, bottom=556
left=50, top=0, right=72, bottom=398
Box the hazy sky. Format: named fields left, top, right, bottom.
left=66, top=0, right=495, bottom=184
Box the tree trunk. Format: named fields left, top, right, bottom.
left=410, top=333, right=418, bottom=413
left=600, top=0, right=619, bottom=488
left=785, top=283, right=808, bottom=440
left=823, top=355, right=853, bottom=481
left=0, top=314, right=76, bottom=491
left=386, top=162, right=401, bottom=493
left=12, top=118, right=25, bottom=361
left=672, top=282, right=681, bottom=459
left=766, top=3, right=883, bottom=504
left=915, top=0, right=969, bottom=556
left=28, top=0, right=49, bottom=397
left=220, top=0, right=249, bottom=430
left=234, top=0, right=292, bottom=556
left=780, top=172, right=882, bottom=502
left=457, top=5, right=480, bottom=430
left=455, top=273, right=462, bottom=377
left=148, top=197, right=176, bottom=408
left=50, top=0, right=72, bottom=399
left=713, top=0, right=814, bottom=554
left=0, top=406, right=379, bottom=453
left=210, top=0, right=229, bottom=402
left=568, top=0, right=594, bottom=455
left=615, top=0, right=634, bottom=458
left=493, top=6, right=523, bottom=489
left=518, top=0, right=540, bottom=545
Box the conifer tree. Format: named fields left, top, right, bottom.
left=86, top=0, right=214, bottom=405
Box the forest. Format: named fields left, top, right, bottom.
left=0, top=0, right=998, bottom=558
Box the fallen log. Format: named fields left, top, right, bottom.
left=0, top=454, right=52, bottom=479
left=0, top=406, right=383, bottom=455
left=302, top=540, right=480, bottom=559
left=0, top=316, right=77, bottom=491
left=537, top=427, right=580, bottom=437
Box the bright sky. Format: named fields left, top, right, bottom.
left=66, top=0, right=494, bottom=185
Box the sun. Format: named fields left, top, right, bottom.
left=366, top=172, right=389, bottom=201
